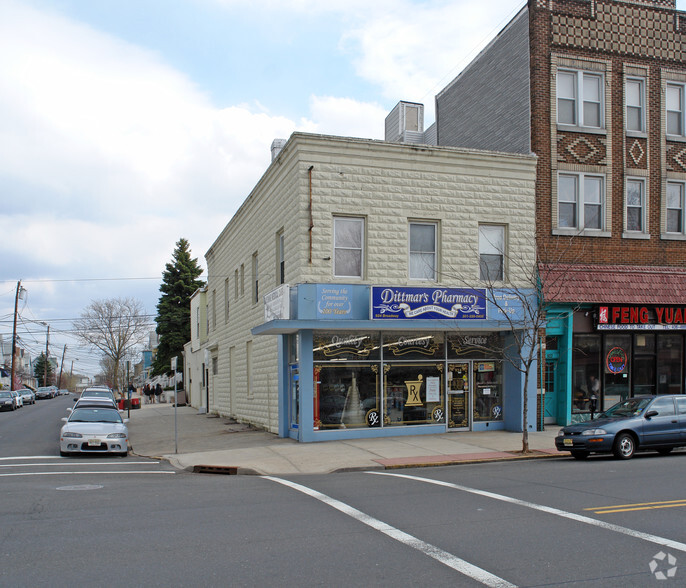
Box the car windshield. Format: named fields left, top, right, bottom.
left=0, top=392, right=12, bottom=398
left=82, top=391, right=113, bottom=399
left=69, top=408, right=122, bottom=424
left=599, top=397, right=652, bottom=418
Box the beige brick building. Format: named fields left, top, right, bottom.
left=185, top=132, right=538, bottom=441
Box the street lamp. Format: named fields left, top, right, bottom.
left=10, top=281, right=26, bottom=391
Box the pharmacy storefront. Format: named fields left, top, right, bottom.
left=254, top=283, right=538, bottom=442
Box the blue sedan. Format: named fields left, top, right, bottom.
left=555, top=395, right=686, bottom=460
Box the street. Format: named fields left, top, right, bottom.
left=2, top=400, right=686, bottom=586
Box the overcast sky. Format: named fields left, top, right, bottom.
left=1, top=0, right=684, bottom=379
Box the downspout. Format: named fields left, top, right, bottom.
left=308, top=165, right=314, bottom=264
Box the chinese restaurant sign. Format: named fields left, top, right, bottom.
left=372, top=287, right=486, bottom=320
left=598, top=305, right=686, bottom=330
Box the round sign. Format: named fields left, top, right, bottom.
left=606, top=346, right=627, bottom=374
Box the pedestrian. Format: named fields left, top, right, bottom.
left=589, top=375, right=600, bottom=419
left=143, top=384, right=150, bottom=404
left=155, top=383, right=162, bottom=404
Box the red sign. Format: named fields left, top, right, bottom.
left=598, top=306, right=686, bottom=325
left=606, top=347, right=627, bottom=374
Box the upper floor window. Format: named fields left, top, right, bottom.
left=479, top=225, right=505, bottom=282
left=557, top=70, right=604, bottom=129
left=224, top=278, right=229, bottom=324
left=409, top=222, right=437, bottom=281
left=558, top=172, right=604, bottom=230
left=334, top=216, right=364, bottom=278
left=667, top=83, right=685, bottom=137
left=277, top=231, right=285, bottom=285
left=667, top=182, right=685, bottom=234
left=626, top=78, right=645, bottom=133
left=252, top=252, right=259, bottom=304
left=626, top=178, right=646, bottom=233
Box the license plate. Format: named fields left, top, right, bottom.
left=88, top=438, right=101, bottom=446
left=563, top=438, right=573, bottom=446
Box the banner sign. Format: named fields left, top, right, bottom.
left=371, top=287, right=486, bottom=320
left=598, top=305, right=686, bottom=330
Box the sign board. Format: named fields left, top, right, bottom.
left=371, top=287, right=486, bottom=320
left=316, top=285, right=352, bottom=319
left=264, top=284, right=290, bottom=321
left=171, top=356, right=177, bottom=371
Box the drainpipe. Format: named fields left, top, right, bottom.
left=308, top=165, right=314, bottom=264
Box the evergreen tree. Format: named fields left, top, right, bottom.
left=152, top=238, right=205, bottom=377
left=33, top=352, right=54, bottom=387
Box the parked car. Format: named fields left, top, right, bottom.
left=10, top=390, right=23, bottom=408
left=36, top=386, right=54, bottom=399
left=80, top=388, right=117, bottom=403
left=17, top=389, right=36, bottom=405
left=60, top=407, right=129, bottom=457
left=555, top=395, right=686, bottom=460
left=0, top=391, right=18, bottom=411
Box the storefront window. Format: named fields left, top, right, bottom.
left=572, top=335, right=601, bottom=418
left=473, top=361, right=503, bottom=421
left=603, top=334, right=630, bottom=408
left=634, top=333, right=655, bottom=396
left=657, top=334, right=682, bottom=395
left=314, top=363, right=379, bottom=429
left=383, top=363, right=444, bottom=426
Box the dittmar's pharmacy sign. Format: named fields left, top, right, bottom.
left=371, top=287, right=486, bottom=320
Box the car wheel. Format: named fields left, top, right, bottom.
left=613, top=433, right=636, bottom=459
left=657, top=447, right=673, bottom=455
left=571, top=451, right=588, bottom=460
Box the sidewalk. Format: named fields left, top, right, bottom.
left=126, top=400, right=562, bottom=475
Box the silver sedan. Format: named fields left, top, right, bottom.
left=60, top=407, right=129, bottom=457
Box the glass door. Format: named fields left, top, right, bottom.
left=448, top=362, right=470, bottom=429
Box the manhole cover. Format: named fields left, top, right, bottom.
left=56, top=484, right=104, bottom=491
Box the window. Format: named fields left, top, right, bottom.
left=224, top=278, right=229, bottom=324
left=557, top=70, right=604, bottom=129
left=334, top=217, right=364, bottom=278
left=667, top=182, right=685, bottom=234
left=667, top=83, right=684, bottom=137
left=240, top=264, right=245, bottom=296
left=409, top=222, right=437, bottom=280
left=211, top=290, right=216, bottom=331
left=252, top=252, right=259, bottom=304
left=626, top=178, right=645, bottom=233
left=479, top=225, right=505, bottom=282
left=558, top=173, right=604, bottom=230
left=234, top=269, right=239, bottom=300
left=277, top=231, right=285, bottom=285
left=625, top=78, right=645, bottom=133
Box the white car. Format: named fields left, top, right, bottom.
left=60, top=407, right=129, bottom=457
left=17, top=389, right=36, bottom=405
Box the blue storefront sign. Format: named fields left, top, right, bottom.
left=371, top=286, right=486, bottom=320
left=316, top=285, right=353, bottom=319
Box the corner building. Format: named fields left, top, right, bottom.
left=434, top=0, right=686, bottom=425
left=188, top=133, right=538, bottom=441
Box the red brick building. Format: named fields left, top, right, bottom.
left=434, top=0, right=686, bottom=425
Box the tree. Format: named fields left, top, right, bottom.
left=33, top=353, right=53, bottom=387
left=152, top=238, right=205, bottom=377
left=73, top=297, right=149, bottom=393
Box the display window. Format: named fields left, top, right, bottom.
left=313, top=333, right=380, bottom=362
left=383, top=363, right=444, bottom=426
left=473, top=361, right=503, bottom=422
left=314, top=363, right=379, bottom=429
left=382, top=332, right=444, bottom=361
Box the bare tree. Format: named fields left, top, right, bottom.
left=73, top=298, right=149, bottom=394
left=443, top=233, right=583, bottom=453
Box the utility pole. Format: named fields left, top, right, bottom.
left=44, top=324, right=50, bottom=387
left=58, top=344, right=67, bottom=388
left=10, top=281, right=25, bottom=391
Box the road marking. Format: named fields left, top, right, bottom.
left=0, top=471, right=174, bottom=477
left=370, top=472, right=686, bottom=554
left=0, top=461, right=157, bottom=468
left=263, top=475, right=516, bottom=588
left=0, top=456, right=63, bottom=461
left=586, top=500, right=686, bottom=514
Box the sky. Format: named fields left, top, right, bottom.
left=1, top=0, right=684, bottom=380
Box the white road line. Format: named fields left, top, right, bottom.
left=263, top=475, right=516, bottom=588
left=0, top=461, right=158, bottom=468
left=370, top=472, right=686, bottom=554
left=0, top=456, right=63, bottom=461
left=0, top=471, right=174, bottom=477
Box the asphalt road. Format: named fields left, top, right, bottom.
left=2, top=399, right=686, bottom=586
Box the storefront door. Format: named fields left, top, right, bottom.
left=448, top=362, right=470, bottom=429
left=544, top=359, right=558, bottom=424
left=289, top=364, right=299, bottom=430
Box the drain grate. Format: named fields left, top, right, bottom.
left=193, top=464, right=238, bottom=475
